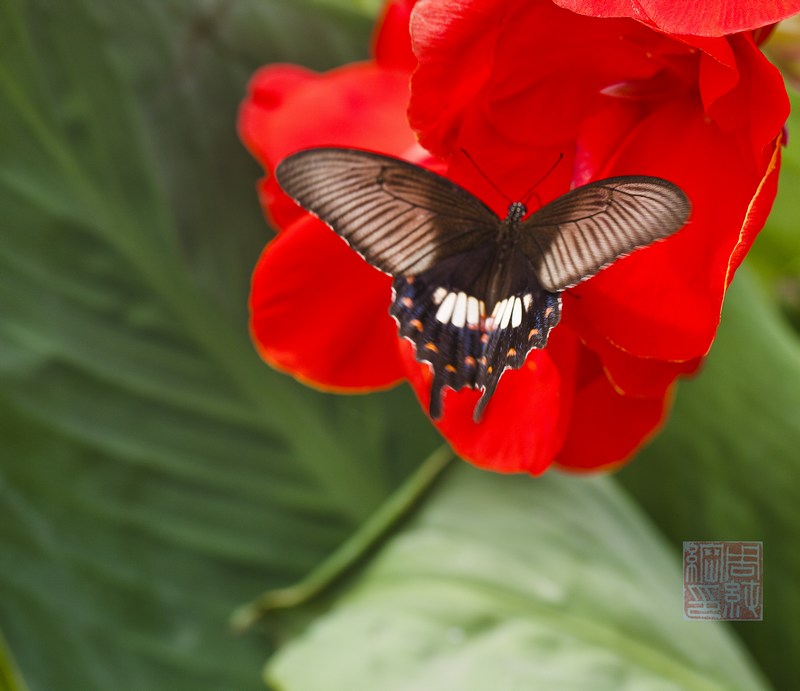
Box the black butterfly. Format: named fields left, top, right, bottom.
left=276, top=148, right=691, bottom=422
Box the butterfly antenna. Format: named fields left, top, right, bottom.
left=460, top=149, right=512, bottom=204
left=521, top=152, right=564, bottom=207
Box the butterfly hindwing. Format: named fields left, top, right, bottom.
left=392, top=276, right=480, bottom=418
left=475, top=283, right=561, bottom=421
left=276, top=148, right=499, bottom=276
left=520, top=176, right=690, bottom=292
left=391, top=247, right=561, bottom=421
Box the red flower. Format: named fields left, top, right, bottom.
left=550, top=0, right=800, bottom=36
left=240, top=0, right=789, bottom=474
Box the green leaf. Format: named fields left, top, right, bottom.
left=310, top=0, right=385, bottom=17
left=0, top=0, right=437, bottom=689
left=267, top=467, right=769, bottom=691
left=0, top=630, right=30, bottom=691
left=619, top=268, right=800, bottom=690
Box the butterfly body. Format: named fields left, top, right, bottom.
left=275, top=148, right=690, bottom=421
left=389, top=202, right=563, bottom=420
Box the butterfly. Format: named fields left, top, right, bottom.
left=275, top=148, right=691, bottom=422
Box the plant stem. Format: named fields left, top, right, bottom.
left=230, top=444, right=454, bottom=632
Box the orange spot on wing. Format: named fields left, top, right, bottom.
left=424, top=342, right=439, bottom=353
left=445, top=364, right=457, bottom=373
left=507, top=348, right=517, bottom=357
left=401, top=297, right=414, bottom=308
left=411, top=319, right=423, bottom=331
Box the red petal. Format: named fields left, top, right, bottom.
left=239, top=63, right=415, bottom=167
left=551, top=0, right=800, bottom=37
left=561, top=296, right=703, bottom=398
left=401, top=327, right=580, bottom=475
left=374, top=0, right=418, bottom=71
left=409, top=0, right=501, bottom=157
left=696, top=34, right=789, bottom=158
left=555, top=350, right=670, bottom=472
left=411, top=0, right=668, bottom=160
left=727, top=136, right=783, bottom=277
left=238, top=63, right=417, bottom=230
left=238, top=64, right=314, bottom=170
left=250, top=216, right=405, bottom=390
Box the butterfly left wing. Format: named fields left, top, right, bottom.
left=276, top=148, right=499, bottom=276
left=518, top=176, right=690, bottom=292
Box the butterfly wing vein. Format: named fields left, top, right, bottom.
left=276, top=148, right=499, bottom=276
left=521, top=177, right=690, bottom=292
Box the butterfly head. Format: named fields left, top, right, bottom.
left=505, top=201, right=527, bottom=224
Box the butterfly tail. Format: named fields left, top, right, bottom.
left=473, top=381, right=497, bottom=423
left=429, top=371, right=446, bottom=420
left=473, top=290, right=563, bottom=421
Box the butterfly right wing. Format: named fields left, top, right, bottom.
left=276, top=148, right=499, bottom=276
left=519, top=176, right=690, bottom=293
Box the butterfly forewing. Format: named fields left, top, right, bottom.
left=276, top=148, right=499, bottom=276
left=520, top=176, right=690, bottom=292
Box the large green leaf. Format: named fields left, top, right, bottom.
left=0, top=1, right=437, bottom=689
left=267, top=467, right=769, bottom=691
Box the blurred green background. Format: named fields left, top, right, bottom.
left=1, top=1, right=798, bottom=689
